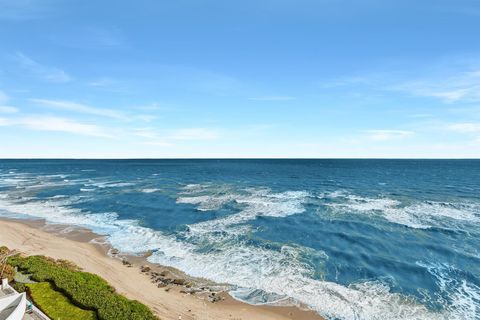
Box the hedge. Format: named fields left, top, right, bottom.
left=27, top=282, right=97, bottom=320
left=8, top=255, right=157, bottom=320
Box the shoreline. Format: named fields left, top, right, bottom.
left=0, top=217, right=324, bottom=320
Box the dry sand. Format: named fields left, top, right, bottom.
left=0, top=218, right=324, bottom=320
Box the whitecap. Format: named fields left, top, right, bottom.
left=0, top=182, right=474, bottom=320
left=324, top=191, right=480, bottom=229
left=416, top=262, right=480, bottom=320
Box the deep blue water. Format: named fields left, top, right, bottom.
left=0, top=159, right=479, bottom=319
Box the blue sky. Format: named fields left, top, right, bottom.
left=1, top=0, right=480, bottom=158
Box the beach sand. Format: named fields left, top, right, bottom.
left=0, top=218, right=324, bottom=320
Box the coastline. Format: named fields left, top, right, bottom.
left=0, top=217, right=324, bottom=320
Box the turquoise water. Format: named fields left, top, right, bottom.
left=0, top=159, right=479, bottom=319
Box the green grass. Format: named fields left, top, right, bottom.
left=8, top=255, right=157, bottom=320
left=27, top=282, right=97, bottom=320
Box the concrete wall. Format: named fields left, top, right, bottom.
left=0, top=292, right=26, bottom=320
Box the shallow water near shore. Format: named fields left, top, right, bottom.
left=0, top=159, right=479, bottom=319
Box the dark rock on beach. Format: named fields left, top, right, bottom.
left=173, top=278, right=186, bottom=285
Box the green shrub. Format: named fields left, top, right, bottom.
left=27, top=282, right=97, bottom=320
left=12, top=282, right=26, bottom=293
left=8, top=255, right=157, bottom=320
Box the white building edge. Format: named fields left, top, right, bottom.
left=0, top=278, right=50, bottom=320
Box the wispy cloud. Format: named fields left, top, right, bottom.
left=390, top=69, right=480, bottom=103
left=394, top=82, right=477, bottom=103
left=248, top=96, right=296, bottom=101
left=134, top=115, right=157, bottom=122
left=136, top=129, right=172, bottom=147
left=86, top=77, right=131, bottom=94
left=0, top=116, right=112, bottom=138
left=31, top=98, right=157, bottom=122
left=318, top=75, right=379, bottom=89
left=364, top=130, right=414, bottom=141
left=87, top=78, right=118, bottom=87
left=448, top=122, right=480, bottom=133
left=0, top=106, right=18, bottom=113
left=15, top=52, right=72, bottom=83
left=133, top=128, right=158, bottom=139
left=0, top=90, right=19, bottom=113
left=320, top=63, right=480, bottom=104
left=31, top=99, right=128, bottom=120
left=0, top=0, right=57, bottom=20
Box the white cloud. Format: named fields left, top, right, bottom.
left=248, top=96, right=296, bottom=101
left=0, top=115, right=112, bottom=138
left=448, top=123, right=480, bottom=133
left=15, top=52, right=72, bottom=83
left=31, top=99, right=128, bottom=120
left=425, top=89, right=470, bottom=102
left=17, top=116, right=112, bottom=138
left=365, top=130, right=414, bottom=141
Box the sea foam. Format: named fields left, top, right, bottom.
left=324, top=191, right=480, bottom=229
left=0, top=173, right=478, bottom=320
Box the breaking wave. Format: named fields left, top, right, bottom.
left=0, top=170, right=479, bottom=320
left=324, top=191, right=480, bottom=229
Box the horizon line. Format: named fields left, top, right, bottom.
left=1, top=158, right=479, bottom=160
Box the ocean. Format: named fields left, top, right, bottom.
left=0, top=159, right=479, bottom=319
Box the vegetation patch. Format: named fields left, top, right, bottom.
left=27, top=282, right=97, bottom=320
left=8, top=254, right=157, bottom=320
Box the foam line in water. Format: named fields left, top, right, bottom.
left=324, top=191, right=480, bottom=229
left=0, top=193, right=469, bottom=319
left=0, top=178, right=478, bottom=319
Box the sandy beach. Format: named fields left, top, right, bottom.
left=0, top=218, right=323, bottom=320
